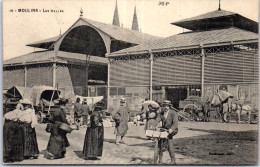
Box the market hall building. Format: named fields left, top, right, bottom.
left=3, top=5, right=160, bottom=102
left=107, top=8, right=259, bottom=110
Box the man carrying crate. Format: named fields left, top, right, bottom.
left=151, top=100, right=179, bottom=164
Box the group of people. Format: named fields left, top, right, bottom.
left=141, top=99, right=179, bottom=164
left=111, top=98, right=179, bottom=164
left=46, top=97, right=105, bottom=160
left=4, top=96, right=179, bottom=165
left=3, top=99, right=39, bottom=162
left=3, top=97, right=106, bottom=162
left=73, top=97, right=91, bottom=127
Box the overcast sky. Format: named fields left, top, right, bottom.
left=3, top=0, right=258, bottom=60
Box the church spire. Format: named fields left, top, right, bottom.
left=112, top=0, right=120, bottom=26
left=218, top=0, right=221, bottom=11
left=131, top=6, right=139, bottom=31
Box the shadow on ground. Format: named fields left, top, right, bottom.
left=74, top=151, right=100, bottom=161
left=128, top=128, right=258, bottom=165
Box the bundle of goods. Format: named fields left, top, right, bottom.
left=145, top=128, right=168, bottom=139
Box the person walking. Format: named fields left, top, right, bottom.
left=74, top=97, right=83, bottom=126
left=18, top=99, right=39, bottom=159
left=82, top=101, right=104, bottom=159
left=112, top=98, right=129, bottom=145
left=153, top=100, right=178, bottom=164
left=46, top=98, right=70, bottom=159
left=82, top=99, right=90, bottom=127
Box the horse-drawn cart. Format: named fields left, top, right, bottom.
left=178, top=96, right=204, bottom=121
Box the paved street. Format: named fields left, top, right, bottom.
left=8, top=122, right=258, bottom=165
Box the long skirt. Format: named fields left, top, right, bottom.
left=47, top=123, right=70, bottom=158
left=82, top=126, right=104, bottom=158
left=20, top=122, right=39, bottom=157
left=3, top=120, right=24, bottom=162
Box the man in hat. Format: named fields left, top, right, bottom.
left=153, top=100, right=178, bottom=164
left=112, top=98, right=129, bottom=145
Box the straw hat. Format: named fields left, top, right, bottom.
left=162, top=100, right=172, bottom=106
left=120, top=98, right=126, bottom=103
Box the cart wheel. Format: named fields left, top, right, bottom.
left=197, top=111, right=204, bottom=122
left=183, top=104, right=199, bottom=121
left=37, top=112, right=43, bottom=124
left=251, top=113, right=259, bottom=124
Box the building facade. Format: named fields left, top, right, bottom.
left=107, top=9, right=259, bottom=110
left=3, top=5, right=159, bottom=104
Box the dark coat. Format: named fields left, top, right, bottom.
left=47, top=107, right=70, bottom=158
left=82, top=110, right=104, bottom=158
left=3, top=120, right=24, bottom=162
left=156, top=109, right=178, bottom=139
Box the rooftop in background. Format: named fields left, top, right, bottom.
left=107, top=27, right=258, bottom=57
left=171, top=9, right=258, bottom=33
left=3, top=50, right=108, bottom=67
left=26, top=18, right=161, bottom=49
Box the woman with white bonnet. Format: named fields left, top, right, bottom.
left=18, top=98, right=39, bottom=159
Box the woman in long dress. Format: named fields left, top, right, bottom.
left=18, top=99, right=39, bottom=159
left=46, top=98, right=70, bottom=159
left=82, top=102, right=104, bottom=159
left=3, top=106, right=24, bottom=162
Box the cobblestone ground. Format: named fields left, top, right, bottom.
left=7, top=122, right=259, bottom=165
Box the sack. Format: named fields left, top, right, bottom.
left=45, top=123, right=51, bottom=133
left=112, top=113, right=120, bottom=122
left=211, top=95, right=221, bottom=106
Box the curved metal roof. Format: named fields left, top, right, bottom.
left=26, top=18, right=161, bottom=49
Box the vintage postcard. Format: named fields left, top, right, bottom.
left=2, top=0, right=259, bottom=165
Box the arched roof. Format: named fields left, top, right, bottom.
left=26, top=18, right=161, bottom=49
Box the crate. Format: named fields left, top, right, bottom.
left=145, top=130, right=168, bottom=139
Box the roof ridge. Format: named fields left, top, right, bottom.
left=83, top=18, right=160, bottom=38
left=172, top=9, right=236, bottom=24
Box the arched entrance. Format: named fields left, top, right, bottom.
left=58, top=25, right=108, bottom=97
left=59, top=25, right=107, bottom=56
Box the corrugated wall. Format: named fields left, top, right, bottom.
left=204, top=49, right=258, bottom=84
left=3, top=66, right=25, bottom=89
left=110, top=49, right=258, bottom=87
left=110, top=58, right=150, bottom=86
left=27, top=64, right=53, bottom=87
left=153, top=55, right=201, bottom=85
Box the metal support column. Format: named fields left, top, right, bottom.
left=107, top=59, right=111, bottom=107
left=201, top=48, right=205, bottom=97
left=149, top=50, right=153, bottom=100
left=24, top=66, right=27, bottom=87
left=53, top=61, right=57, bottom=88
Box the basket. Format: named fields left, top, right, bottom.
left=145, top=130, right=168, bottom=139
left=59, top=123, right=73, bottom=133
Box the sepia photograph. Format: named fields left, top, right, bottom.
left=2, top=0, right=259, bottom=165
